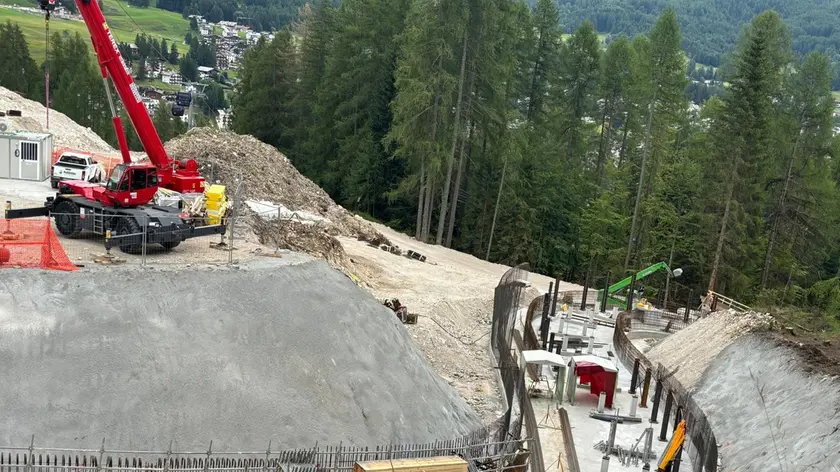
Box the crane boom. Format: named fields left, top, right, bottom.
left=597, top=262, right=681, bottom=307
left=39, top=0, right=204, bottom=194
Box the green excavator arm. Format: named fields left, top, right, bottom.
left=597, top=262, right=679, bottom=307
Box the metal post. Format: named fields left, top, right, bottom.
left=141, top=220, right=147, bottom=266
left=26, top=435, right=33, bottom=472
left=625, top=272, right=637, bottom=311
left=546, top=282, right=554, bottom=312
left=540, top=293, right=551, bottom=348
left=684, top=289, right=694, bottom=323
left=657, top=284, right=664, bottom=308
left=548, top=332, right=556, bottom=352
left=650, top=378, right=663, bottom=423
left=642, top=428, right=654, bottom=470
left=673, top=406, right=683, bottom=431
left=600, top=271, right=611, bottom=313
left=659, top=391, right=673, bottom=442
left=97, top=439, right=105, bottom=472
left=641, top=369, right=651, bottom=408
left=630, top=358, right=640, bottom=395
left=581, top=269, right=590, bottom=311
left=551, top=276, right=561, bottom=317
left=204, top=441, right=213, bottom=472
left=672, top=445, right=683, bottom=472
left=607, top=418, right=618, bottom=454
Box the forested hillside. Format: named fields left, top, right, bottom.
left=553, top=0, right=840, bottom=67
left=151, top=0, right=307, bottom=32
left=230, top=0, right=840, bottom=312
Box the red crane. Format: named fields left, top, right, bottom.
left=5, top=0, right=224, bottom=253
left=41, top=0, right=204, bottom=207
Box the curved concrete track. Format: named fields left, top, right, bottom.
left=693, top=335, right=840, bottom=471
left=0, top=258, right=480, bottom=450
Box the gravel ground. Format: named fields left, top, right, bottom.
left=646, top=310, right=774, bottom=389
left=339, top=222, right=578, bottom=424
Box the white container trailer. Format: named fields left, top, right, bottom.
left=0, top=132, right=53, bottom=182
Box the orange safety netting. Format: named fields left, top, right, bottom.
left=0, top=219, right=78, bottom=271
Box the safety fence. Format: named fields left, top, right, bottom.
left=0, top=432, right=531, bottom=472
left=0, top=203, right=336, bottom=268
left=0, top=218, right=76, bottom=271
left=613, top=311, right=719, bottom=472
left=490, top=264, right=544, bottom=472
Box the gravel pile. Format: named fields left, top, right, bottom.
left=0, top=86, right=114, bottom=152
left=165, top=128, right=388, bottom=245
left=0, top=260, right=481, bottom=450
left=646, top=310, right=774, bottom=389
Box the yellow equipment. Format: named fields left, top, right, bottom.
left=204, top=184, right=227, bottom=225
left=353, top=456, right=467, bottom=472
left=658, top=419, right=686, bottom=471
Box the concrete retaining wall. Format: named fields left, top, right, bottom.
left=693, top=334, right=840, bottom=471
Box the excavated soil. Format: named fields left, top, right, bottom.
left=164, top=129, right=388, bottom=246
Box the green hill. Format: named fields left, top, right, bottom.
left=552, top=0, right=840, bottom=67
left=0, top=0, right=188, bottom=62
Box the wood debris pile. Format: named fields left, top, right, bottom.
left=165, top=128, right=389, bottom=246
left=251, top=217, right=351, bottom=272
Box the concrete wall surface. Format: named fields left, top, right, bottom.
left=0, top=260, right=481, bottom=451
left=693, top=334, right=840, bottom=471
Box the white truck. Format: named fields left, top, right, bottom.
left=50, top=152, right=106, bottom=188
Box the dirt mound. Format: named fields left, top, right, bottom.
left=0, top=260, right=481, bottom=449
left=0, top=86, right=114, bottom=152
left=165, top=128, right=388, bottom=246
left=646, top=310, right=774, bottom=388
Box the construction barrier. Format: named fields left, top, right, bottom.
left=0, top=218, right=77, bottom=271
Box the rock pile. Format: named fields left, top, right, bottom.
left=0, top=86, right=114, bottom=152
left=646, top=309, right=774, bottom=388
left=165, top=128, right=388, bottom=246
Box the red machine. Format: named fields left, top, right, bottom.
left=5, top=0, right=224, bottom=253
left=45, top=0, right=203, bottom=203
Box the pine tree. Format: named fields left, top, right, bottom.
left=594, top=36, right=633, bottom=186
left=707, top=11, right=790, bottom=294
left=760, top=52, right=835, bottom=289
left=521, top=0, right=560, bottom=123
left=169, top=43, right=179, bottom=65
left=388, top=0, right=466, bottom=241
left=136, top=56, right=148, bottom=81
left=179, top=55, right=198, bottom=82
left=0, top=21, right=38, bottom=98
left=556, top=20, right=601, bottom=169
left=290, top=0, right=335, bottom=172
left=232, top=32, right=296, bottom=150
left=624, top=6, right=687, bottom=270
